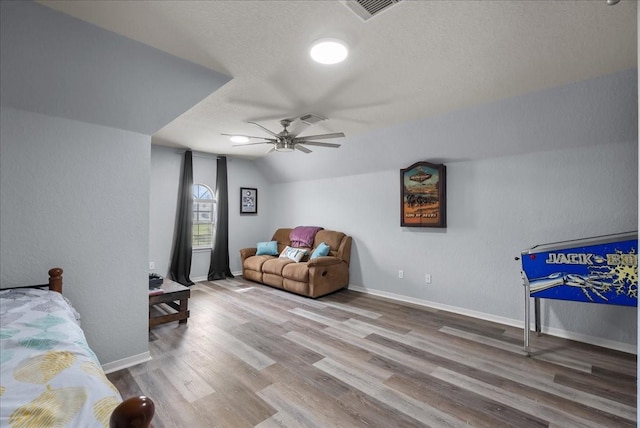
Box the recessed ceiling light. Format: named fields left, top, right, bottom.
left=229, top=135, right=249, bottom=143
left=310, top=39, right=348, bottom=65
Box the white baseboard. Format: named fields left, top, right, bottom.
left=102, top=351, right=152, bottom=374
left=347, top=285, right=637, bottom=355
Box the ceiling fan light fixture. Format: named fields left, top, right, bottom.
left=275, top=141, right=294, bottom=152
left=229, top=135, right=249, bottom=143
left=309, top=39, right=348, bottom=65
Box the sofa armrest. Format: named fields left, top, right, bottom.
left=307, top=256, right=349, bottom=298
left=240, top=247, right=257, bottom=262
left=307, top=256, right=343, bottom=267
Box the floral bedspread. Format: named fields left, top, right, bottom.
left=0, top=288, right=122, bottom=427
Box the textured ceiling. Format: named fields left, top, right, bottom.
left=42, top=0, right=636, bottom=161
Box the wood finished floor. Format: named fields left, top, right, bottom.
left=107, top=278, right=637, bottom=428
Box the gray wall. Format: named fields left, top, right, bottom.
left=263, top=70, right=638, bottom=352
left=149, top=146, right=271, bottom=280
left=268, top=141, right=637, bottom=349
left=252, top=68, right=638, bottom=350
left=0, top=107, right=151, bottom=364
left=150, top=70, right=638, bottom=352
left=0, top=1, right=230, bottom=367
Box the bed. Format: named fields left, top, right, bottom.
left=0, top=268, right=154, bottom=428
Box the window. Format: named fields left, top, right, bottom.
left=192, top=184, right=215, bottom=249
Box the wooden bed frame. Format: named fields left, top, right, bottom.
left=23, top=268, right=155, bottom=428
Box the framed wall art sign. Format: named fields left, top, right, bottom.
left=240, top=187, right=258, bottom=214
left=400, top=161, right=446, bottom=228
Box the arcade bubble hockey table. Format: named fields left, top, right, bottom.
left=518, top=231, right=637, bottom=356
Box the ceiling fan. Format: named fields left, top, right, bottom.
left=223, top=114, right=345, bottom=154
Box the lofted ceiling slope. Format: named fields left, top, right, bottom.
left=41, top=0, right=637, bottom=181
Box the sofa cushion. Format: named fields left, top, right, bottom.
left=263, top=273, right=284, bottom=288
left=282, top=262, right=309, bottom=282
left=243, top=270, right=262, bottom=283
left=244, top=255, right=275, bottom=272
left=314, top=230, right=346, bottom=255
left=256, top=240, right=278, bottom=256
left=271, top=228, right=293, bottom=253
left=279, top=246, right=308, bottom=262
left=283, top=278, right=309, bottom=296
left=263, top=258, right=294, bottom=275
left=310, top=242, right=331, bottom=259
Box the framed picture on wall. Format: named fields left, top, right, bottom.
left=240, top=187, right=258, bottom=214
left=400, top=161, right=446, bottom=228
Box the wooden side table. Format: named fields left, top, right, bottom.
left=149, top=278, right=190, bottom=328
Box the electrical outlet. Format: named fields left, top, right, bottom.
left=425, top=273, right=432, bottom=284
left=149, top=262, right=155, bottom=270
left=398, top=270, right=404, bottom=279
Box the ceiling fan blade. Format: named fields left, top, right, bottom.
left=287, top=121, right=309, bottom=137
left=296, top=132, right=345, bottom=140
left=248, top=121, right=279, bottom=137
left=222, top=133, right=277, bottom=141
left=247, top=136, right=278, bottom=141
left=295, top=144, right=312, bottom=153
left=276, top=114, right=327, bottom=137
left=286, top=120, right=310, bottom=138
left=297, top=141, right=341, bottom=148
left=266, top=146, right=276, bottom=154
left=232, top=141, right=272, bottom=147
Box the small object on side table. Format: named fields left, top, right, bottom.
left=149, top=273, right=163, bottom=288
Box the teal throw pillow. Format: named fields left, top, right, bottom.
left=310, top=242, right=331, bottom=259
left=256, top=241, right=278, bottom=256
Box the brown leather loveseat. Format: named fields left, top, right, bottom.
left=240, top=227, right=352, bottom=298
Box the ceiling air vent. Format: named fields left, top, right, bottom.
left=342, top=0, right=403, bottom=22
left=299, top=113, right=326, bottom=126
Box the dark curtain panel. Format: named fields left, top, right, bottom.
left=169, top=150, right=194, bottom=286
left=208, top=156, right=234, bottom=280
